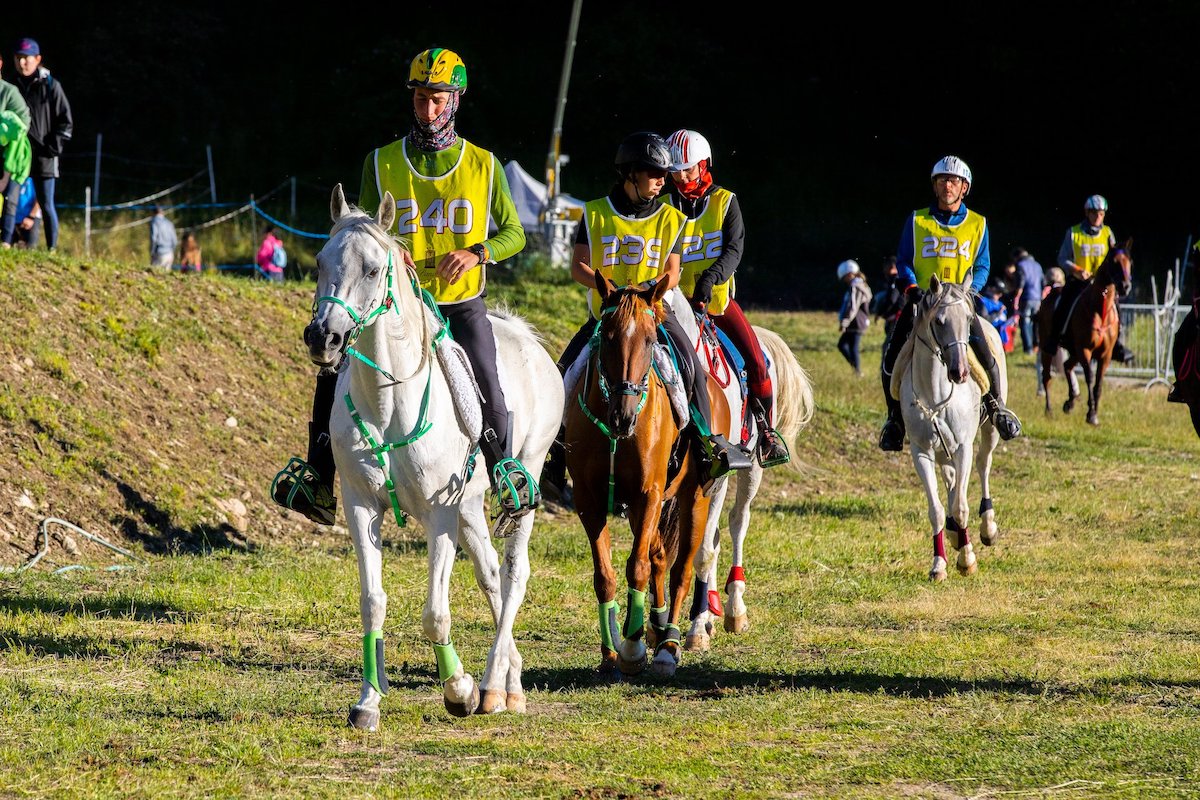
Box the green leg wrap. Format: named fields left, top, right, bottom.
left=432, top=641, right=461, bottom=683
left=362, top=631, right=388, bottom=695
left=623, top=588, right=647, bottom=640
left=598, top=599, right=619, bottom=652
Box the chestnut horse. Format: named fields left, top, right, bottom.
left=1038, top=240, right=1133, bottom=425
left=565, top=274, right=727, bottom=679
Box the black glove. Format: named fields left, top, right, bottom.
left=692, top=275, right=715, bottom=308
left=904, top=284, right=924, bottom=304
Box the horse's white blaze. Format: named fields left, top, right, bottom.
left=318, top=185, right=563, bottom=720
left=624, top=319, right=637, bottom=339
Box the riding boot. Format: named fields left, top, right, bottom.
left=481, top=415, right=540, bottom=530
left=751, top=395, right=790, bottom=467
left=878, top=369, right=905, bottom=451
left=271, top=372, right=339, bottom=525
left=977, top=350, right=1023, bottom=440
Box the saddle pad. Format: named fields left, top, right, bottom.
left=436, top=334, right=483, bottom=444
left=889, top=320, right=996, bottom=401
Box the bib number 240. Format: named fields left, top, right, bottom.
left=394, top=198, right=474, bottom=235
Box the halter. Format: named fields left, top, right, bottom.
left=309, top=225, right=450, bottom=527
left=909, top=289, right=973, bottom=455
left=576, top=300, right=659, bottom=514
left=914, top=291, right=971, bottom=373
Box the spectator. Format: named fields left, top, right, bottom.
left=999, top=259, right=1020, bottom=316
left=0, top=50, right=30, bottom=248
left=256, top=225, right=285, bottom=282
left=13, top=175, right=39, bottom=248
left=1011, top=246, right=1044, bottom=354
left=836, top=259, right=871, bottom=377
left=976, top=283, right=1010, bottom=350
left=12, top=37, right=71, bottom=251
left=149, top=204, right=177, bottom=268
left=871, top=254, right=904, bottom=346
left=179, top=231, right=202, bottom=272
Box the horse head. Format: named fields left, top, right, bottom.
left=1099, top=238, right=1134, bottom=299
left=593, top=272, right=669, bottom=437
left=917, top=276, right=972, bottom=384
left=305, top=184, right=406, bottom=367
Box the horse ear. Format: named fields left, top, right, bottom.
left=1124, top=237, right=1133, bottom=253
left=929, top=274, right=941, bottom=294
left=377, top=192, right=397, bottom=232
left=330, top=183, right=351, bottom=222
left=650, top=277, right=671, bottom=306
left=594, top=270, right=616, bottom=301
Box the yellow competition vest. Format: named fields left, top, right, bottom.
left=910, top=207, right=987, bottom=288
left=372, top=138, right=493, bottom=304
left=1069, top=224, right=1113, bottom=275
left=584, top=198, right=686, bottom=319
left=661, top=189, right=736, bottom=315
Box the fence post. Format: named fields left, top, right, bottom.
left=84, top=186, right=91, bottom=255
left=92, top=134, right=102, bottom=205
left=206, top=145, right=217, bottom=203
left=290, top=177, right=296, bottom=220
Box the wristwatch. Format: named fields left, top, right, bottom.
left=467, top=243, right=488, bottom=265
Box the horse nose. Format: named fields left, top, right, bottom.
left=304, top=321, right=342, bottom=362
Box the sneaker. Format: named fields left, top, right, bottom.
left=271, top=458, right=337, bottom=525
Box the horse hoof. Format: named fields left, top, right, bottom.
left=929, top=569, right=948, bottom=582
left=444, top=682, right=481, bottom=718
left=644, top=627, right=658, bottom=649
left=704, top=620, right=714, bottom=636
left=1063, top=400, right=1074, bottom=413
left=618, top=654, right=646, bottom=676
left=478, top=689, right=507, bottom=715
left=1087, top=415, right=1100, bottom=426
left=650, top=655, right=678, bottom=678
left=506, top=693, right=527, bottom=713
left=957, top=556, right=978, bottom=576
left=684, top=632, right=710, bottom=652
left=723, top=614, right=749, bottom=634
left=347, top=705, right=380, bottom=732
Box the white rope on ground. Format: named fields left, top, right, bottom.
left=0, top=517, right=145, bottom=575
left=99, top=214, right=157, bottom=233
left=184, top=200, right=255, bottom=232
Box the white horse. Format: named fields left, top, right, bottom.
left=896, top=277, right=1001, bottom=581
left=664, top=290, right=814, bottom=651
left=306, top=185, right=562, bottom=728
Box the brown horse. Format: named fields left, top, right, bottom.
left=1038, top=239, right=1133, bottom=425
left=564, top=273, right=724, bottom=679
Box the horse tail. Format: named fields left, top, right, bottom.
left=753, top=325, right=815, bottom=447
left=488, top=304, right=548, bottom=347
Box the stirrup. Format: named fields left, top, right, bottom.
left=879, top=418, right=905, bottom=452
left=984, top=398, right=1023, bottom=440
left=490, top=457, right=540, bottom=537
left=756, top=427, right=791, bottom=468
left=271, top=457, right=337, bottom=525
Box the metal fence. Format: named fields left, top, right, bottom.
left=1108, top=302, right=1191, bottom=385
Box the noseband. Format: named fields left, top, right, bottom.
left=916, top=292, right=971, bottom=370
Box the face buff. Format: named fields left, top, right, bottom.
left=675, top=161, right=713, bottom=200
left=409, top=92, right=460, bottom=152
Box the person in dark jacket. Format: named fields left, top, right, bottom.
left=12, top=38, right=72, bottom=251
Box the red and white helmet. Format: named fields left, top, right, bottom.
left=666, top=129, right=712, bottom=171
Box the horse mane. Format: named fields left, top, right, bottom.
left=604, top=287, right=666, bottom=329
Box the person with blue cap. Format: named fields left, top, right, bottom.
left=13, top=37, right=72, bottom=251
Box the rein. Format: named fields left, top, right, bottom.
left=909, top=291, right=972, bottom=458
left=310, top=230, right=450, bottom=527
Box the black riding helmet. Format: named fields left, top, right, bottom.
left=615, top=132, right=672, bottom=180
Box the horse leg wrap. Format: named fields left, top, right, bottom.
left=650, top=605, right=669, bottom=634
left=656, top=625, right=682, bottom=651
left=432, top=641, right=461, bottom=683
left=979, top=498, right=994, bottom=516
left=362, top=631, right=388, bottom=695
left=946, top=517, right=969, bottom=549
left=688, top=580, right=707, bottom=620
left=623, top=588, right=646, bottom=640
left=933, top=530, right=947, bottom=560
left=725, top=565, right=745, bottom=590
left=598, top=600, right=620, bottom=652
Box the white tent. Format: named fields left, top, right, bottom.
left=501, top=160, right=584, bottom=232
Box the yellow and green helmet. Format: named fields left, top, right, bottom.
left=407, top=48, right=468, bottom=93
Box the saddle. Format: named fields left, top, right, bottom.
left=695, top=315, right=771, bottom=442
left=889, top=320, right=995, bottom=402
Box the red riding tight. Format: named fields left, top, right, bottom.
left=711, top=300, right=773, bottom=401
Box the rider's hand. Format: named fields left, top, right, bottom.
left=690, top=297, right=708, bottom=314
left=692, top=277, right=715, bottom=307
left=435, top=249, right=478, bottom=285
left=904, top=284, right=923, bottom=302
left=400, top=249, right=416, bottom=270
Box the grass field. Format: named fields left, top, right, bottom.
left=3, top=252, right=1200, bottom=798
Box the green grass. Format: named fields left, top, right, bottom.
left=3, top=251, right=1200, bottom=798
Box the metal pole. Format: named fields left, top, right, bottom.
left=206, top=145, right=217, bottom=203
left=93, top=133, right=102, bottom=204
left=84, top=186, right=91, bottom=255
left=545, top=0, right=583, bottom=201
left=290, top=177, right=297, bottom=220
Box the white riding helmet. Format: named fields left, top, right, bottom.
left=837, top=259, right=860, bottom=280
left=1084, top=194, right=1109, bottom=211
left=931, top=155, right=973, bottom=194
left=666, top=129, right=712, bottom=171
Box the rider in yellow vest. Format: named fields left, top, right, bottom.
left=878, top=155, right=1023, bottom=451
left=542, top=132, right=751, bottom=498
left=660, top=129, right=790, bottom=467
left=272, top=47, right=537, bottom=525
left=1044, top=194, right=1132, bottom=362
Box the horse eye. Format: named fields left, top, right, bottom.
left=367, top=267, right=380, bottom=279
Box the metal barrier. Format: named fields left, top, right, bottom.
left=1109, top=302, right=1190, bottom=385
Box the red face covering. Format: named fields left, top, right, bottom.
left=675, top=160, right=714, bottom=200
